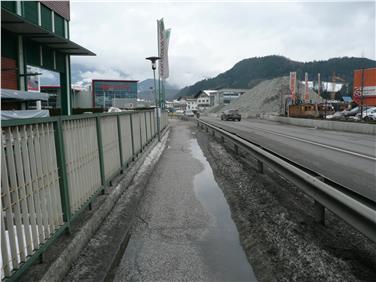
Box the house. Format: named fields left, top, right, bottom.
left=194, top=90, right=218, bottom=110
left=186, top=97, right=198, bottom=111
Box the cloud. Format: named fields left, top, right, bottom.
left=69, top=1, right=375, bottom=88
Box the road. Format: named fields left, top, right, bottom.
left=201, top=117, right=376, bottom=202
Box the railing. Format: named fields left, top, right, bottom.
left=196, top=118, right=376, bottom=244
left=1, top=110, right=168, bottom=281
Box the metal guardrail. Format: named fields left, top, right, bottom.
left=1, top=110, right=168, bottom=281
left=197, top=119, right=376, bottom=243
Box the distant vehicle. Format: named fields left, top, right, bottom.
left=185, top=110, right=195, bottom=117
left=356, top=107, right=376, bottom=121
left=175, top=109, right=184, bottom=116
left=221, top=109, right=241, bottom=121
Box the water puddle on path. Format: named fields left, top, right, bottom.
left=190, top=139, right=257, bottom=281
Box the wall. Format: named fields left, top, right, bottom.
left=1, top=57, right=18, bottom=89
left=261, top=114, right=376, bottom=135
left=41, top=0, right=70, bottom=20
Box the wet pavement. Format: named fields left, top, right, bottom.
left=113, top=120, right=256, bottom=281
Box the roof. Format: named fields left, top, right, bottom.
left=1, top=88, right=49, bottom=101
left=1, top=9, right=95, bottom=56
left=193, top=90, right=218, bottom=98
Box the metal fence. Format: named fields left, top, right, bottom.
left=1, top=110, right=168, bottom=281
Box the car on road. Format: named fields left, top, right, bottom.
left=221, top=109, right=241, bottom=121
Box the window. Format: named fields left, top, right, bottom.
left=54, top=13, right=65, bottom=37
left=22, top=1, right=38, bottom=24
left=41, top=4, right=52, bottom=31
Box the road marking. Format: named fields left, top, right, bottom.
left=209, top=119, right=376, bottom=161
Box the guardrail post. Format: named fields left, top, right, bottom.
left=257, top=160, right=264, bottom=173
left=53, top=118, right=71, bottom=232
left=314, top=200, right=325, bottom=225
left=212, top=129, right=215, bottom=137
left=117, top=115, right=124, bottom=173
left=96, top=116, right=106, bottom=193
left=220, top=135, right=225, bottom=143
left=206, top=126, right=209, bottom=133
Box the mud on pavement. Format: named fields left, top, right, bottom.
left=194, top=122, right=376, bottom=282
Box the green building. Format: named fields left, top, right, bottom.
left=1, top=0, right=94, bottom=115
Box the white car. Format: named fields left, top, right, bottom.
left=355, top=107, right=376, bottom=121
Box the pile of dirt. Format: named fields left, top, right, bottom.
left=217, top=76, right=323, bottom=117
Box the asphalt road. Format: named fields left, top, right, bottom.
left=201, top=117, right=376, bottom=202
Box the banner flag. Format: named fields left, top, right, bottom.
left=157, top=18, right=171, bottom=80
left=289, top=72, right=297, bottom=102
left=304, top=72, right=309, bottom=102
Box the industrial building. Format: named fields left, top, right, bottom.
left=1, top=0, right=94, bottom=115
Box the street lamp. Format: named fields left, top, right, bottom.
left=145, top=56, right=161, bottom=141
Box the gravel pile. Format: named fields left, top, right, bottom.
left=218, top=76, right=323, bottom=117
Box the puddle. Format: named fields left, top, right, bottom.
left=190, top=139, right=257, bottom=281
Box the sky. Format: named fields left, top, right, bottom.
left=69, top=1, right=375, bottom=89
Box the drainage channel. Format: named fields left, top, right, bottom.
left=190, top=138, right=257, bottom=281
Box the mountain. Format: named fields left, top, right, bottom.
left=138, top=79, right=180, bottom=101
left=175, top=55, right=376, bottom=98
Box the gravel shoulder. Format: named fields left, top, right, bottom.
left=195, top=124, right=376, bottom=281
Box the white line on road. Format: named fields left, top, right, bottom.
left=210, top=120, right=376, bottom=161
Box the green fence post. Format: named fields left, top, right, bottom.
left=53, top=118, right=71, bottom=232
left=130, top=113, right=135, bottom=159
left=117, top=115, right=124, bottom=170
left=96, top=116, right=106, bottom=192
left=139, top=113, right=143, bottom=151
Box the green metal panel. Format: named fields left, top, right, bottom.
left=96, top=116, right=106, bottom=186
left=1, top=30, right=18, bottom=59
left=41, top=4, right=52, bottom=32
left=53, top=119, right=71, bottom=223
left=22, top=1, right=38, bottom=25
left=1, top=1, right=16, bottom=13
left=42, top=46, right=54, bottom=70
left=67, top=21, right=70, bottom=39
left=24, top=39, right=40, bottom=67
left=54, top=14, right=65, bottom=37
left=55, top=51, right=65, bottom=72
left=117, top=116, right=124, bottom=167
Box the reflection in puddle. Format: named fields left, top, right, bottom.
left=190, top=139, right=257, bottom=281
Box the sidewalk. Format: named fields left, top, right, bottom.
left=113, top=119, right=256, bottom=281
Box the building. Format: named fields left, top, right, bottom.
left=185, top=97, right=198, bottom=111
left=1, top=1, right=95, bottom=115
left=217, top=88, right=247, bottom=104
left=194, top=90, right=218, bottom=109
left=92, top=79, right=138, bottom=109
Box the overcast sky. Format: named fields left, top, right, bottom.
left=69, top=1, right=375, bottom=88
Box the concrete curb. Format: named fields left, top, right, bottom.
left=40, top=128, right=170, bottom=282
left=260, top=114, right=376, bottom=135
